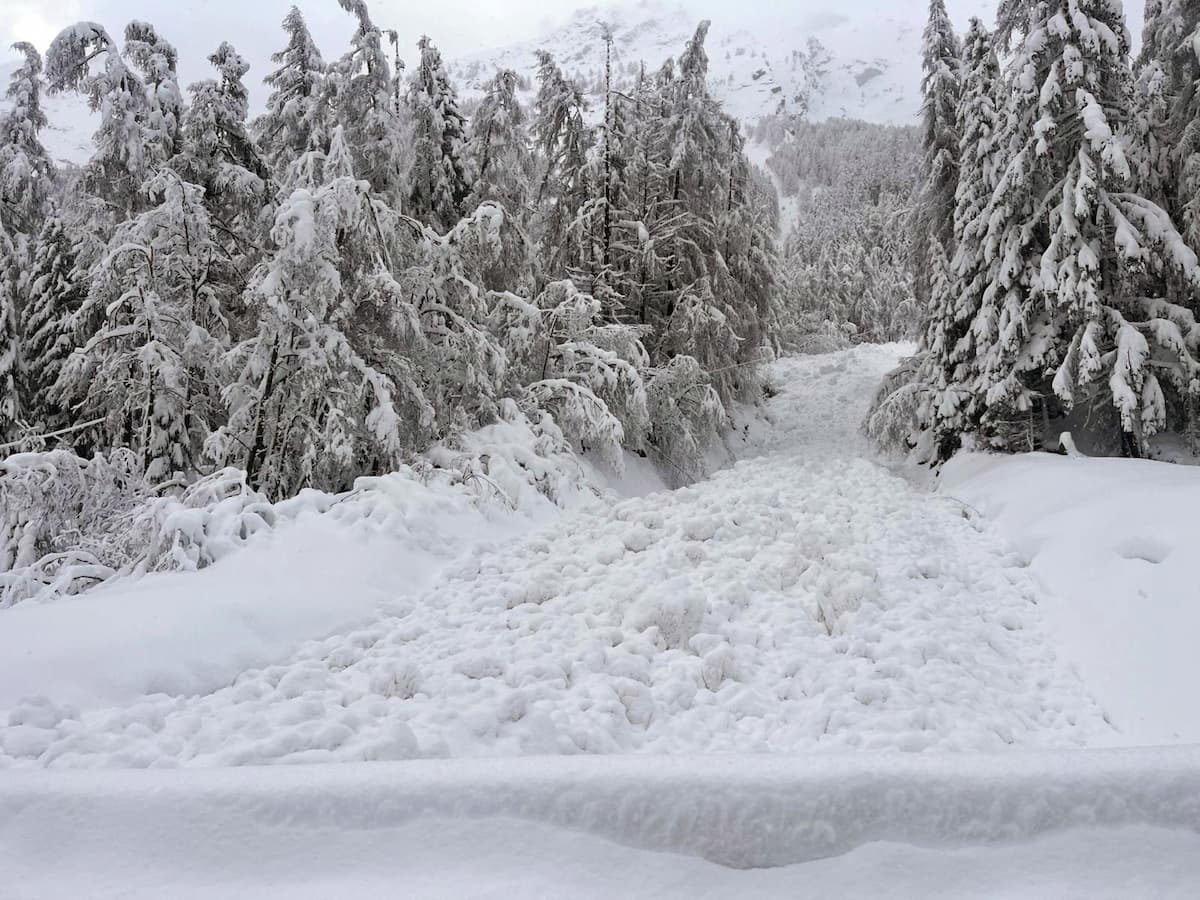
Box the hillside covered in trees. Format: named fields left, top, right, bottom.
left=0, top=4, right=779, bottom=603
left=872, top=0, right=1200, bottom=463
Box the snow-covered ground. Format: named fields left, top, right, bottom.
left=2, top=343, right=1198, bottom=895
left=0, top=345, right=1113, bottom=767
left=5, top=751, right=1200, bottom=898
left=942, top=451, right=1200, bottom=746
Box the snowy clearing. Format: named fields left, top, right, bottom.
left=942, top=452, right=1200, bottom=746
left=4, top=751, right=1200, bottom=899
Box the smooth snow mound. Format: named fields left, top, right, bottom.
left=942, top=452, right=1200, bottom=746
left=3, top=751, right=1200, bottom=898
left=0, top=471, right=537, bottom=714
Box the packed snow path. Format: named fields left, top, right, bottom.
left=0, top=345, right=1113, bottom=767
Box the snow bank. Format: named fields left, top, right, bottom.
left=941, top=452, right=1200, bottom=745
left=0, top=492, right=520, bottom=712
left=3, top=750, right=1200, bottom=897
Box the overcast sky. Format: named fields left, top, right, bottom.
left=1, top=0, right=1148, bottom=87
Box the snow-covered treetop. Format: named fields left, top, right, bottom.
left=0, top=42, right=52, bottom=233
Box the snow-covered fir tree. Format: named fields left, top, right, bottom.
left=973, top=0, right=1200, bottom=456
left=0, top=43, right=53, bottom=239
left=0, top=42, right=55, bottom=440
left=257, top=7, right=327, bottom=175
left=918, top=18, right=1004, bottom=460
left=176, top=42, right=271, bottom=326
left=56, top=171, right=227, bottom=482
left=467, top=69, right=533, bottom=242
left=46, top=22, right=166, bottom=213
left=531, top=50, right=593, bottom=284
left=406, top=35, right=470, bottom=230
left=20, top=212, right=86, bottom=430
left=328, top=0, right=407, bottom=200
left=122, top=21, right=184, bottom=167
left=211, top=128, right=421, bottom=495
left=178, top=42, right=270, bottom=217
left=1135, top=1, right=1200, bottom=265
left=912, top=0, right=962, bottom=306
left=0, top=228, right=20, bottom=442
left=3, top=6, right=781, bottom=510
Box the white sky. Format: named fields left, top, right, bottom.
left=0, top=0, right=1148, bottom=90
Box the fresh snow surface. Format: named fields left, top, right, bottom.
left=0, top=345, right=1113, bottom=768
left=941, top=451, right=1200, bottom=746
left=5, top=343, right=1200, bottom=895
left=4, top=751, right=1200, bottom=899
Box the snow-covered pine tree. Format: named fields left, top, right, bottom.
left=0, top=43, right=53, bottom=239
left=1136, top=1, right=1200, bottom=260
left=211, top=128, right=424, bottom=496
left=615, top=64, right=665, bottom=325
left=665, top=22, right=721, bottom=210
left=406, top=35, right=470, bottom=230
left=650, top=22, right=777, bottom=407
left=467, top=70, right=533, bottom=242
left=257, top=7, right=327, bottom=176
left=0, top=42, right=55, bottom=439
left=328, top=0, right=407, bottom=200
left=576, top=24, right=634, bottom=316
left=21, top=212, right=86, bottom=430
left=122, top=21, right=183, bottom=167
left=975, top=0, right=1200, bottom=456
left=178, top=42, right=270, bottom=218
left=46, top=22, right=164, bottom=213
left=1136, top=1, right=1200, bottom=446
left=712, top=130, right=781, bottom=398
left=176, top=42, right=271, bottom=331
left=919, top=18, right=1004, bottom=460
left=912, top=0, right=962, bottom=306
left=0, top=227, right=20, bottom=441
left=55, top=171, right=228, bottom=482
left=531, top=50, right=593, bottom=284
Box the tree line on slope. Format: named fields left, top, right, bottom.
left=753, top=117, right=922, bottom=348
left=872, top=0, right=1200, bottom=462
left=0, top=4, right=780, bottom=501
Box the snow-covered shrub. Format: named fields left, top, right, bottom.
left=863, top=355, right=929, bottom=457
left=488, top=280, right=651, bottom=473
left=1, top=449, right=147, bottom=594
left=645, top=355, right=727, bottom=485
left=425, top=399, right=602, bottom=511
left=0, top=454, right=278, bottom=607
left=777, top=313, right=855, bottom=355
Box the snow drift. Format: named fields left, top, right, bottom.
left=941, top=451, right=1200, bottom=746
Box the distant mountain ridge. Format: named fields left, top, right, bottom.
left=448, top=1, right=932, bottom=128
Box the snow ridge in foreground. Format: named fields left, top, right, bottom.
left=3, top=750, right=1200, bottom=898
